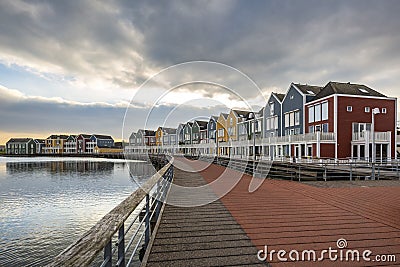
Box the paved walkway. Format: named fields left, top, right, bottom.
left=146, top=157, right=400, bottom=266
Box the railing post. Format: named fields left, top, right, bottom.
left=145, top=194, right=150, bottom=248
left=117, top=224, right=125, bottom=267
left=350, top=162, right=353, bottom=181
left=298, top=164, right=301, bottom=182
left=104, top=240, right=112, bottom=267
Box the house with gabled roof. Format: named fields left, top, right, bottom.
left=207, top=116, right=218, bottom=144
left=281, top=83, right=323, bottom=157
left=64, top=135, right=77, bottom=154
left=44, top=134, right=69, bottom=154
left=192, top=120, right=208, bottom=144
left=305, top=81, right=396, bottom=160
left=77, top=134, right=91, bottom=154
left=6, top=138, right=36, bottom=155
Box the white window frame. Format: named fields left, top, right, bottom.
left=347, top=106, right=353, bottom=112
left=365, top=107, right=370, bottom=113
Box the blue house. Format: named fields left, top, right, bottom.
left=281, top=83, right=322, bottom=156
left=207, top=116, right=218, bottom=143
left=264, top=93, right=285, bottom=138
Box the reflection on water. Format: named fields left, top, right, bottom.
left=0, top=157, right=156, bottom=267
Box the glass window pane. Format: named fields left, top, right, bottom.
left=315, top=104, right=321, bottom=122
left=295, top=111, right=300, bottom=125
left=309, top=106, right=314, bottom=123
left=322, top=102, right=328, bottom=120
left=285, top=113, right=289, bottom=127
left=290, top=112, right=295, bottom=127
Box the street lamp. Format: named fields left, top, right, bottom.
left=371, top=107, right=380, bottom=179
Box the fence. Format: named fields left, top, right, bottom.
left=47, top=158, right=174, bottom=267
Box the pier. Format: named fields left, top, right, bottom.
left=49, top=155, right=400, bottom=266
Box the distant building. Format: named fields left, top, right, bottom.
left=0, top=145, right=6, bottom=153
left=34, top=139, right=46, bottom=154
left=76, top=134, right=91, bottom=154
left=87, top=134, right=114, bottom=153
left=64, top=135, right=77, bottom=154
left=44, top=135, right=69, bottom=154
left=6, top=138, right=36, bottom=155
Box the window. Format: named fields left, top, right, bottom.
left=322, top=123, right=329, bottom=132
left=315, top=104, right=321, bottom=122
left=309, top=106, right=315, bottom=123
left=269, top=102, right=274, bottom=115
left=290, top=112, right=295, bottom=127
left=285, top=113, right=290, bottom=127
left=382, top=108, right=387, bottom=114
left=295, top=128, right=300, bottom=135
left=321, top=102, right=328, bottom=120
left=290, top=95, right=294, bottom=99
left=274, top=116, right=278, bottom=130
left=315, top=125, right=321, bottom=132
left=309, top=126, right=314, bottom=133
left=365, top=107, right=370, bottom=113
left=230, top=118, right=233, bottom=125
left=347, top=106, right=353, bottom=112
left=294, top=111, right=300, bottom=125
left=359, top=88, right=369, bottom=93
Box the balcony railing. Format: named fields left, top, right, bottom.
left=352, top=131, right=391, bottom=142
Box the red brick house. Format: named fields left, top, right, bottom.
left=305, top=82, right=396, bottom=161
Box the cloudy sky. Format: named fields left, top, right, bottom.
left=1, top=0, right=400, bottom=143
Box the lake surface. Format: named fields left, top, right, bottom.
left=0, top=157, right=156, bottom=267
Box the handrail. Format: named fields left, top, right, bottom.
left=47, top=161, right=172, bottom=267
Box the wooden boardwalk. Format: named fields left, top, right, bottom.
left=145, top=158, right=400, bottom=267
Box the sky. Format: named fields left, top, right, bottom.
left=1, top=0, right=400, bottom=144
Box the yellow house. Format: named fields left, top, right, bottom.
left=227, top=110, right=252, bottom=141
left=216, top=113, right=229, bottom=143
left=45, top=135, right=69, bottom=154
left=155, top=127, right=163, bottom=146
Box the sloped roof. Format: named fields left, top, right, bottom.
left=7, top=138, right=33, bottom=143
left=211, top=115, right=219, bottom=121
left=232, top=109, right=251, bottom=118
left=48, top=135, right=69, bottom=140
left=293, top=83, right=323, bottom=95
left=163, top=127, right=177, bottom=134
left=144, top=130, right=156, bottom=136
left=195, top=120, right=208, bottom=130
left=220, top=113, right=229, bottom=119
left=92, top=134, right=114, bottom=140
left=314, top=81, right=387, bottom=100
left=272, top=92, right=285, bottom=102
left=79, top=134, right=92, bottom=138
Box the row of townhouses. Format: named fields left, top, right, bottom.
left=126, top=82, right=398, bottom=161
left=5, top=134, right=122, bottom=155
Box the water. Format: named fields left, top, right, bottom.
left=0, top=157, right=156, bottom=267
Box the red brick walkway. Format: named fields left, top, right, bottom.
left=195, top=160, right=400, bottom=267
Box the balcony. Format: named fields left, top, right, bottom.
left=352, top=131, right=391, bottom=142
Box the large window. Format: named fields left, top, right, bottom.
left=294, top=111, right=300, bottom=125
left=309, top=106, right=314, bottom=123
left=315, top=104, right=321, bottom=121
left=269, top=102, right=275, bottom=115
left=285, top=113, right=290, bottom=127
left=289, top=112, right=295, bottom=127
left=321, top=102, right=328, bottom=120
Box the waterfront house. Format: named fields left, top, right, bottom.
left=183, top=122, right=193, bottom=145
left=281, top=83, right=322, bottom=157
left=144, top=130, right=156, bottom=146
left=64, top=135, right=77, bottom=154
left=161, top=128, right=177, bottom=146
left=0, top=145, right=5, bottom=154
left=176, top=124, right=185, bottom=145
left=227, top=110, right=253, bottom=141
left=264, top=92, right=285, bottom=159
left=76, top=134, right=92, bottom=154
left=305, top=82, right=396, bottom=161
left=44, top=135, right=69, bottom=154
left=129, top=132, right=137, bottom=146
left=6, top=138, right=36, bottom=155
left=87, top=134, right=114, bottom=154
left=34, top=139, right=46, bottom=154
left=207, top=116, right=218, bottom=144
left=192, top=121, right=208, bottom=144
left=216, top=113, right=229, bottom=143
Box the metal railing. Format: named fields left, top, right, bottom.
left=197, top=155, right=400, bottom=181
left=47, top=158, right=174, bottom=267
